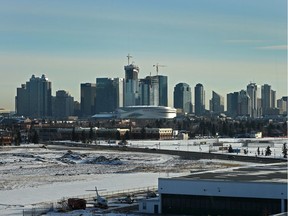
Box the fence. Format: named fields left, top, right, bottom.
left=22, top=203, right=53, bottom=216
left=22, top=186, right=157, bottom=216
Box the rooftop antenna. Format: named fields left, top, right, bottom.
left=127, top=54, right=133, bottom=65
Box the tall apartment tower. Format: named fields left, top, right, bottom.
left=16, top=84, right=29, bottom=116
left=80, top=83, right=96, bottom=116
left=261, top=84, right=276, bottom=115
left=139, top=78, right=152, bottom=105
left=227, top=92, right=239, bottom=117
left=113, top=78, right=124, bottom=108
left=194, top=83, right=205, bottom=116
left=95, top=78, right=124, bottom=114
left=173, top=83, right=192, bottom=114
left=16, top=74, right=52, bottom=117
left=124, top=63, right=140, bottom=106
left=209, top=91, right=224, bottom=114
left=158, top=75, right=168, bottom=106
left=53, top=90, right=74, bottom=118
left=238, top=90, right=251, bottom=116
left=139, top=75, right=159, bottom=106
left=277, top=96, right=288, bottom=115
left=247, top=83, right=261, bottom=118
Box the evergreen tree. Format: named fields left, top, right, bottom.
left=81, top=130, right=87, bottom=143
left=283, top=122, right=287, bottom=136
left=228, top=145, right=233, bottom=153
left=222, top=121, right=228, bottom=136
left=116, top=131, right=121, bottom=140
left=282, top=143, right=287, bottom=158
left=71, top=127, right=77, bottom=141
left=124, top=131, right=130, bottom=140
left=265, top=146, right=272, bottom=156
left=32, top=130, right=39, bottom=144
left=141, top=127, right=146, bottom=139
left=89, top=127, right=94, bottom=143
left=14, top=130, right=22, bottom=146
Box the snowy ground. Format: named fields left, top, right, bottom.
left=0, top=137, right=287, bottom=215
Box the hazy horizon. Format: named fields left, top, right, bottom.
left=0, top=0, right=287, bottom=111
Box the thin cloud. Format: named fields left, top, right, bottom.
left=256, top=45, right=287, bottom=50
left=224, top=39, right=267, bottom=44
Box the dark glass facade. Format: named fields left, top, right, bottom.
left=158, top=75, right=168, bottom=107
left=162, top=194, right=286, bottom=216
left=174, top=83, right=192, bottom=114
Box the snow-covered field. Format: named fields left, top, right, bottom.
left=0, top=137, right=287, bottom=215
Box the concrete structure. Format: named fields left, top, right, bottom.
left=158, top=75, right=168, bottom=107
left=139, top=76, right=159, bottom=106
left=124, top=64, right=140, bottom=106
left=95, top=78, right=117, bottom=114
left=131, top=127, right=173, bottom=140
left=247, top=82, right=261, bottom=118
left=227, top=91, right=239, bottom=117
left=80, top=83, right=96, bottom=117
left=174, top=83, right=192, bottom=114
left=156, top=163, right=287, bottom=215
left=139, top=198, right=160, bottom=214
left=277, top=96, right=288, bottom=115
left=262, top=84, right=276, bottom=116
left=113, top=78, right=124, bottom=108
left=16, top=74, right=52, bottom=117
left=53, top=90, right=74, bottom=118
left=209, top=91, right=224, bottom=114
left=194, top=83, right=205, bottom=116
left=116, top=106, right=176, bottom=119
left=139, top=75, right=168, bottom=107
left=238, top=90, right=251, bottom=116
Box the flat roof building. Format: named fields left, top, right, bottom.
left=116, top=106, right=176, bottom=119
left=155, top=163, right=287, bottom=215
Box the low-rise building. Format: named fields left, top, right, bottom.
left=139, top=162, right=287, bottom=215
left=131, top=128, right=173, bottom=140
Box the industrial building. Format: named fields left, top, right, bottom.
left=140, top=162, right=287, bottom=215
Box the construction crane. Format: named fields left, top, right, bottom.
left=127, top=54, right=132, bottom=65
left=153, top=63, right=166, bottom=75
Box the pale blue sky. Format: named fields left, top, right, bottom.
left=0, top=0, right=287, bottom=110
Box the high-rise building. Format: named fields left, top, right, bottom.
left=139, top=75, right=159, bottom=106
left=139, top=75, right=167, bottom=106
left=139, top=78, right=152, bottom=106
left=209, top=91, right=224, bottom=114
left=124, top=63, right=140, bottom=106
left=113, top=78, right=124, bottom=108
left=227, top=92, right=239, bottom=117
left=173, top=83, right=192, bottom=114
left=158, top=75, right=168, bottom=106
left=261, top=84, right=276, bottom=115
left=16, top=74, right=52, bottom=117
left=95, top=78, right=124, bottom=114
left=80, top=83, right=96, bottom=116
left=277, top=96, right=288, bottom=115
left=247, top=83, right=261, bottom=118
left=238, top=90, right=251, bottom=116
left=53, top=90, right=74, bottom=118
left=16, top=84, right=29, bottom=116
left=194, top=83, right=205, bottom=116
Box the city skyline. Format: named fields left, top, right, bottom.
left=0, top=0, right=287, bottom=110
